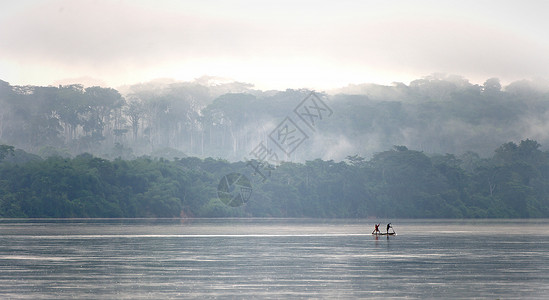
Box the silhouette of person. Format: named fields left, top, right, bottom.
left=372, top=223, right=381, bottom=234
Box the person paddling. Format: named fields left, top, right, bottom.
left=386, top=223, right=393, bottom=234
left=372, top=223, right=381, bottom=234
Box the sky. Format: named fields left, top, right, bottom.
left=1, top=0, right=549, bottom=90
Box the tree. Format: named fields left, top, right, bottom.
left=56, top=84, right=86, bottom=143
left=124, top=99, right=145, bottom=141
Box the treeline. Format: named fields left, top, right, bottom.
left=3, top=75, right=549, bottom=161
left=0, top=77, right=253, bottom=159
left=1, top=139, right=548, bottom=218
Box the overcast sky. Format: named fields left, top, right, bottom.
left=1, top=0, right=549, bottom=90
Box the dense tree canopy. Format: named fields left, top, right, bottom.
left=1, top=140, right=548, bottom=218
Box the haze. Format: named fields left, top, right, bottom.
left=2, top=0, right=549, bottom=90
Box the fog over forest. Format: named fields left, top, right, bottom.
left=3, top=74, right=549, bottom=218
left=1, top=74, right=549, bottom=162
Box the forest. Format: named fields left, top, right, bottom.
left=2, top=74, right=549, bottom=218
left=2, top=74, right=549, bottom=162
left=1, top=138, right=548, bottom=218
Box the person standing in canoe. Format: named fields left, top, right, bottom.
left=372, top=223, right=381, bottom=234
left=386, top=223, right=393, bottom=234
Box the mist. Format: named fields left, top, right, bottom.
left=1, top=74, right=549, bottom=162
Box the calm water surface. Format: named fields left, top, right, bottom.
left=0, top=218, right=548, bottom=299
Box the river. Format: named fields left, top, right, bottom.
left=0, top=218, right=548, bottom=299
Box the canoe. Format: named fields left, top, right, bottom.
left=372, top=232, right=396, bottom=236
